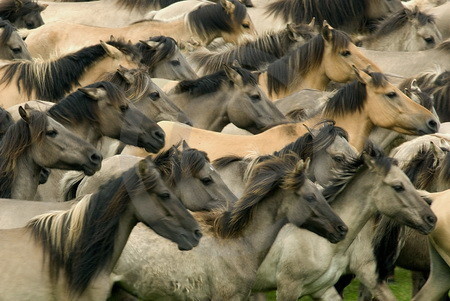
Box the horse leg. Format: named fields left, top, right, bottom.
left=334, top=274, right=355, bottom=297
left=413, top=244, right=450, bottom=301
left=249, top=293, right=268, bottom=301
left=358, top=283, right=374, bottom=301
left=412, top=271, right=450, bottom=301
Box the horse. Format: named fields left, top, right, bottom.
left=166, top=64, right=287, bottom=133
left=252, top=144, right=437, bottom=300
left=412, top=189, right=450, bottom=301
left=0, top=106, right=13, bottom=142
left=0, top=157, right=201, bottom=300
left=256, top=25, right=382, bottom=99
left=0, top=0, right=46, bottom=29
left=403, top=0, right=447, bottom=10
left=213, top=121, right=357, bottom=197
left=0, top=40, right=143, bottom=107
left=429, top=2, right=450, bottom=40
left=265, top=0, right=404, bottom=34
left=0, top=107, right=102, bottom=200
left=122, top=68, right=439, bottom=160
left=361, top=40, right=450, bottom=78
left=111, top=153, right=348, bottom=300
left=136, top=36, right=198, bottom=80
left=103, top=67, right=192, bottom=125
left=25, top=0, right=257, bottom=58
left=188, top=22, right=318, bottom=75
left=397, top=69, right=450, bottom=122
left=0, top=20, right=31, bottom=60
left=356, top=7, right=442, bottom=51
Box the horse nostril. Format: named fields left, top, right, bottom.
left=152, top=130, right=165, bottom=142
left=194, top=229, right=202, bottom=240
left=337, top=225, right=348, bottom=234
left=90, top=152, right=102, bottom=164
left=428, top=119, right=438, bottom=132
left=426, top=215, right=437, bottom=225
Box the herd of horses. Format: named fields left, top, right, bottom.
left=1, top=0, right=450, bottom=300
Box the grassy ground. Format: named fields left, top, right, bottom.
left=265, top=268, right=412, bottom=300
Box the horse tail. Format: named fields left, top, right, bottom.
left=59, top=171, right=85, bottom=202
left=372, top=215, right=406, bottom=282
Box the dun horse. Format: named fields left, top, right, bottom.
left=0, top=0, right=46, bottom=29
left=0, top=20, right=32, bottom=60
left=0, top=158, right=201, bottom=300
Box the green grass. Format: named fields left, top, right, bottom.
left=265, top=268, right=412, bottom=300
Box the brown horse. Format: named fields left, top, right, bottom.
left=0, top=40, right=142, bottom=107
left=257, top=25, right=381, bottom=99
left=25, top=0, right=256, bottom=59
left=0, top=157, right=201, bottom=300
left=122, top=68, right=438, bottom=159
left=0, top=20, right=31, bottom=60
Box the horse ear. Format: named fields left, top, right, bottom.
left=137, top=159, right=151, bottom=177
left=352, top=65, right=371, bottom=84
left=287, top=23, right=300, bottom=41
left=430, top=141, right=446, bottom=163
left=14, top=0, right=23, bottom=8
left=231, top=59, right=241, bottom=68
left=220, top=0, right=236, bottom=15
left=78, top=87, right=107, bottom=101
left=39, top=3, right=48, bottom=11
left=100, top=40, right=120, bottom=58
left=308, top=17, right=315, bottom=28
left=181, top=140, right=190, bottom=150
left=223, top=64, right=244, bottom=87
left=304, top=157, right=311, bottom=171
left=18, top=106, right=30, bottom=124
left=117, top=66, right=135, bottom=85
left=140, top=40, right=160, bottom=49
left=322, top=23, right=333, bottom=42
left=410, top=79, right=421, bottom=92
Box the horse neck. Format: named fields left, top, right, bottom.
left=77, top=56, right=117, bottom=88
left=328, top=168, right=379, bottom=253
left=171, top=90, right=231, bottom=131
left=253, top=123, right=306, bottom=153
left=11, top=152, right=41, bottom=199
left=365, top=26, right=413, bottom=51
left=319, top=111, right=373, bottom=152
left=228, top=190, right=289, bottom=267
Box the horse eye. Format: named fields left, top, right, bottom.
left=201, top=177, right=213, bottom=185
left=250, top=94, right=261, bottom=102
left=242, top=23, right=250, bottom=29
left=340, top=50, right=351, bottom=57
left=120, top=105, right=129, bottom=112
left=11, top=47, right=21, bottom=54
left=170, top=60, right=180, bottom=66
left=159, top=192, right=171, bottom=200
left=306, top=195, right=316, bottom=203
left=46, top=130, right=58, bottom=138
left=149, top=92, right=160, bottom=100
left=386, top=92, right=397, bottom=98
left=424, top=37, right=435, bottom=44
left=392, top=184, right=405, bottom=192
left=332, top=155, right=344, bottom=163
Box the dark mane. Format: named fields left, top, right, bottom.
left=398, top=78, right=435, bottom=111
left=189, top=23, right=317, bottom=73
left=214, top=153, right=306, bottom=238
left=154, top=145, right=209, bottom=186
left=102, top=69, right=152, bottom=103
left=372, top=8, right=435, bottom=38
left=323, top=72, right=387, bottom=117
left=114, top=0, right=181, bottom=10
left=266, top=0, right=366, bottom=29
left=0, top=110, right=48, bottom=198
left=173, top=65, right=257, bottom=97
left=0, top=20, right=15, bottom=45
left=266, top=29, right=351, bottom=97
left=0, top=106, right=13, bottom=141
left=186, top=0, right=247, bottom=42
left=0, top=40, right=140, bottom=102
left=0, top=0, right=43, bottom=23
left=136, top=36, right=177, bottom=69
left=322, top=143, right=394, bottom=202
left=26, top=161, right=160, bottom=296
left=48, top=81, right=126, bottom=127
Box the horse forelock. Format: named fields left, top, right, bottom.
left=26, top=164, right=158, bottom=297
left=214, top=154, right=303, bottom=238
left=0, top=20, right=14, bottom=45
left=137, top=36, right=177, bottom=68
left=0, top=0, right=41, bottom=22
left=187, top=0, right=247, bottom=40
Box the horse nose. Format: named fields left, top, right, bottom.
left=194, top=229, right=202, bottom=240
left=89, top=152, right=103, bottom=166
left=152, top=129, right=166, bottom=144
left=427, top=119, right=439, bottom=133
left=336, top=224, right=348, bottom=235
left=425, top=214, right=437, bottom=226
